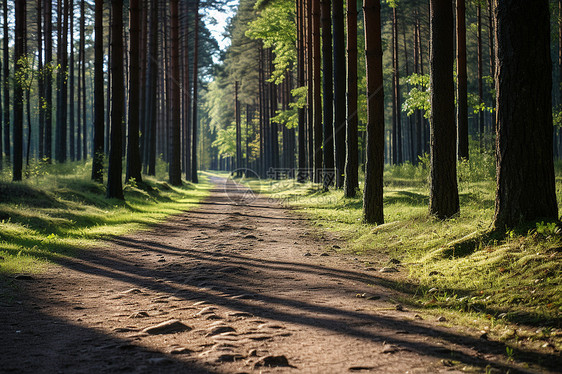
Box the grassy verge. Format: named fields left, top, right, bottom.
left=239, top=154, right=561, bottom=355
left=0, top=160, right=211, bottom=276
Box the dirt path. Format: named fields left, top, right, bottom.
left=0, top=177, right=557, bottom=373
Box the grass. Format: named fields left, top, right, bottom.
left=0, top=159, right=211, bottom=276
left=236, top=150, right=561, bottom=354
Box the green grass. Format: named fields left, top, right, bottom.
left=0, top=160, right=211, bottom=276
left=238, top=152, right=561, bottom=352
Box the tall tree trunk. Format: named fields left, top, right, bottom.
left=182, top=0, right=191, bottom=180
left=429, top=0, right=459, bottom=219
left=145, top=0, right=158, bottom=176
left=312, top=0, right=322, bottom=183
left=344, top=0, right=358, bottom=197
left=306, top=0, right=314, bottom=174
left=414, top=8, right=422, bottom=162
left=402, top=18, right=414, bottom=163
left=92, top=0, right=104, bottom=182
left=77, top=0, right=82, bottom=161
left=332, top=0, right=346, bottom=188
left=107, top=0, right=125, bottom=199
left=297, top=0, right=306, bottom=176
left=69, top=0, right=75, bottom=161
left=3, top=0, right=10, bottom=164
left=37, top=0, right=44, bottom=161
left=105, top=5, right=112, bottom=154
left=456, top=0, right=468, bottom=160
left=477, top=3, right=484, bottom=151
left=81, top=0, right=87, bottom=160
left=392, top=6, right=402, bottom=164
left=362, top=0, right=384, bottom=224
left=235, top=81, right=242, bottom=175
left=127, top=0, right=143, bottom=184
left=493, top=0, right=557, bottom=228
left=321, top=0, right=334, bottom=189
left=168, top=0, right=181, bottom=185
left=487, top=0, right=495, bottom=135
left=13, top=0, right=25, bottom=181
left=191, top=0, right=200, bottom=183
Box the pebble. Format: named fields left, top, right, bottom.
left=142, top=319, right=191, bottom=335
left=437, top=316, right=447, bottom=322
left=379, top=267, right=398, bottom=273
left=207, top=325, right=236, bottom=336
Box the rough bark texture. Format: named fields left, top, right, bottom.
left=13, top=0, right=25, bottom=181
left=297, top=0, right=306, bottom=174
left=493, top=0, right=558, bottom=228
left=332, top=0, right=346, bottom=188
left=391, top=6, right=402, bottom=165
left=362, top=0, right=384, bottom=224
left=168, top=0, right=181, bottom=186
left=92, top=0, right=104, bottom=182
left=107, top=0, right=125, bottom=200
left=321, top=0, right=334, bottom=189
left=429, top=0, right=459, bottom=219
left=3, top=0, right=10, bottom=163
left=456, top=0, right=468, bottom=160
left=191, top=0, right=200, bottom=184
left=127, top=0, right=143, bottom=184
left=312, top=0, right=322, bottom=183
left=344, top=0, right=358, bottom=197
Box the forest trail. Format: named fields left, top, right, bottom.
left=0, top=177, right=551, bottom=373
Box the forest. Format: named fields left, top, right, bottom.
left=0, top=0, right=561, bottom=373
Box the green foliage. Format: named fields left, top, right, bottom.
left=246, top=0, right=296, bottom=84
left=402, top=73, right=431, bottom=118
left=212, top=124, right=237, bottom=158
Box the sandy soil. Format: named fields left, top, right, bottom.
left=0, top=176, right=559, bottom=373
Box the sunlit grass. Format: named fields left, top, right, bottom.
left=0, top=159, right=211, bottom=276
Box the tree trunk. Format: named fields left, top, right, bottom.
left=69, top=0, right=75, bottom=161
left=107, top=0, right=125, bottom=199
left=392, top=6, right=402, bottom=165
left=56, top=0, right=69, bottom=163
left=235, top=81, right=242, bottom=175
left=429, top=0, right=459, bottom=219
left=13, top=0, right=25, bottom=181
left=332, top=0, right=346, bottom=188
left=44, top=0, right=52, bottom=162
left=77, top=0, right=82, bottom=161
left=92, top=0, right=105, bottom=182
left=297, top=0, right=306, bottom=176
left=312, top=0, right=322, bottom=183
left=37, top=0, right=44, bottom=161
left=127, top=0, right=143, bottom=184
left=362, top=0, right=384, bottom=224
left=493, top=0, right=557, bottom=228
left=477, top=3, right=484, bottom=151
left=456, top=0, right=468, bottom=160
left=191, top=0, right=200, bottom=183
left=3, top=0, right=10, bottom=163
left=306, top=0, right=314, bottom=175
left=168, top=0, right=181, bottom=185
left=321, top=0, right=334, bottom=189
left=344, top=0, right=358, bottom=197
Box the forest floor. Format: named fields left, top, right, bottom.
left=0, top=176, right=560, bottom=373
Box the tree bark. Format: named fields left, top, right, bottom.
left=332, top=0, right=346, bottom=188
left=107, top=0, right=125, bottom=199
left=362, top=0, right=384, bottom=224
left=56, top=0, right=69, bottom=163
left=69, top=0, right=75, bottom=161
left=3, top=0, right=10, bottom=163
left=92, top=0, right=105, bottom=182
left=191, top=0, right=200, bottom=183
left=13, top=0, right=25, bottom=181
left=456, top=0, right=468, bottom=160
left=344, top=0, right=358, bottom=197
left=493, top=0, right=557, bottom=228
left=297, top=0, right=306, bottom=175
left=312, top=0, right=322, bottom=183
left=477, top=3, right=484, bottom=151
left=37, top=0, right=44, bottom=161
left=429, top=0, right=459, bottom=219
left=392, top=6, right=402, bottom=165
left=127, top=0, right=143, bottom=184
left=321, top=0, right=334, bottom=189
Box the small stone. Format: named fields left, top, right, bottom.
left=207, top=325, right=236, bottom=336
left=320, top=253, right=330, bottom=257
left=395, top=304, right=404, bottom=311
left=332, top=245, right=341, bottom=249
left=254, top=355, right=291, bottom=368
left=437, top=316, right=447, bottom=322
left=142, top=319, right=191, bottom=335
left=304, top=252, right=312, bottom=257
left=227, top=311, right=253, bottom=318
left=244, top=234, right=258, bottom=239
left=129, top=311, right=149, bottom=319
left=121, top=288, right=143, bottom=294
left=414, top=314, right=423, bottom=320
left=379, top=267, right=398, bottom=273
